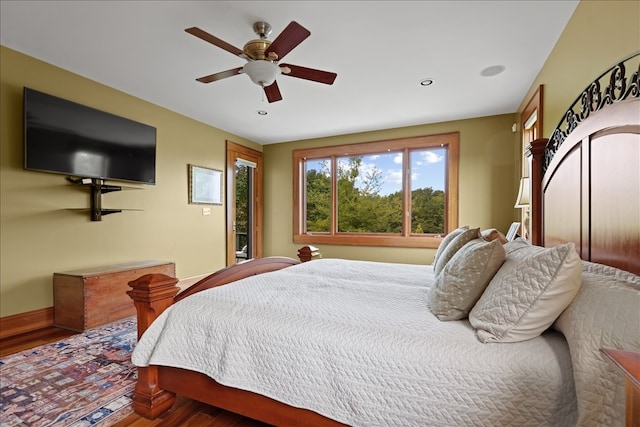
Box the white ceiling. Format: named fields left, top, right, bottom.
left=0, top=1, right=579, bottom=145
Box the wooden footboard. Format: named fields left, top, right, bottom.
left=126, top=256, right=300, bottom=419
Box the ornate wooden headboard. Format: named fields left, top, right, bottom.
left=528, top=52, right=639, bottom=275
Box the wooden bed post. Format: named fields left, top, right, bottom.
left=527, top=138, right=548, bottom=246
left=127, top=273, right=180, bottom=419
left=298, top=245, right=321, bottom=262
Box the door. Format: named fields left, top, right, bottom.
left=226, top=141, right=263, bottom=265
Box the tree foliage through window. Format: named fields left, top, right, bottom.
left=306, top=156, right=444, bottom=234
left=294, top=133, right=459, bottom=248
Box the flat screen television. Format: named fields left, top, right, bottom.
left=24, top=87, right=156, bottom=185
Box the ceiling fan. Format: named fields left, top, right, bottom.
left=185, top=21, right=337, bottom=103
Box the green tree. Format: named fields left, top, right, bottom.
left=305, top=166, right=331, bottom=232
left=336, top=157, right=402, bottom=233
left=411, top=187, right=445, bottom=233
left=235, top=164, right=249, bottom=249
left=336, top=158, right=361, bottom=232
left=305, top=156, right=443, bottom=235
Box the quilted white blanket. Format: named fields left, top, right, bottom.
left=132, top=259, right=576, bottom=426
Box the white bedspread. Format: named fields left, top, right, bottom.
left=132, top=258, right=576, bottom=426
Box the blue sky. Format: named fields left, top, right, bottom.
left=349, top=148, right=446, bottom=195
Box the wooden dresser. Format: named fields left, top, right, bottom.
left=54, top=260, right=175, bottom=331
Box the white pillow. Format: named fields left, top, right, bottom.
left=469, top=242, right=582, bottom=343
left=553, top=266, right=639, bottom=426
left=433, top=228, right=480, bottom=275
left=429, top=238, right=505, bottom=320
left=503, top=237, right=532, bottom=255
left=432, top=226, right=468, bottom=266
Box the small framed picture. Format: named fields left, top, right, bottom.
left=188, top=164, right=223, bottom=205
left=506, top=222, right=521, bottom=241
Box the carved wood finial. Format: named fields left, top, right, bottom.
left=127, top=273, right=179, bottom=340
left=298, top=245, right=321, bottom=262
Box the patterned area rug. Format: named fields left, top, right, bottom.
left=1, top=317, right=137, bottom=426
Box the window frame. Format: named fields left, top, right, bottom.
left=293, top=132, right=459, bottom=248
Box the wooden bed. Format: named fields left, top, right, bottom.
left=127, top=53, right=639, bottom=426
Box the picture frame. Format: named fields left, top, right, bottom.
left=506, top=222, right=521, bottom=241
left=188, top=164, right=223, bottom=205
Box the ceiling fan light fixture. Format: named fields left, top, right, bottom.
left=186, top=21, right=336, bottom=102
left=243, top=60, right=280, bottom=87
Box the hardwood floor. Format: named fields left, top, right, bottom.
left=111, top=396, right=271, bottom=427
left=0, top=325, right=75, bottom=357
left=0, top=326, right=272, bottom=426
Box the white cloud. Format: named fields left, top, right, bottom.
left=423, top=151, right=444, bottom=163
left=386, top=169, right=403, bottom=184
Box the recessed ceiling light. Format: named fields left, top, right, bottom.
left=480, top=65, right=506, bottom=77
left=257, top=110, right=268, bottom=115
left=419, top=78, right=434, bottom=86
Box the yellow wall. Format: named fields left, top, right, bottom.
left=0, top=46, right=260, bottom=317
left=519, top=0, right=640, bottom=136
left=263, top=114, right=518, bottom=264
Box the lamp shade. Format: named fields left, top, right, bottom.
left=243, top=60, right=280, bottom=87
left=514, top=177, right=530, bottom=208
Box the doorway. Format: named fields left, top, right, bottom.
left=226, top=141, right=263, bottom=265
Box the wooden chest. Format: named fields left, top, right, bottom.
left=53, top=260, right=176, bottom=331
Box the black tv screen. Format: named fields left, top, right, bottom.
left=24, top=87, right=156, bottom=185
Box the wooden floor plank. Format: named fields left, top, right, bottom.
left=0, top=326, right=75, bottom=357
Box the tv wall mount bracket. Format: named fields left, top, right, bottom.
left=66, top=176, right=123, bottom=221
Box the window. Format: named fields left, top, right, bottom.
left=293, top=133, right=459, bottom=248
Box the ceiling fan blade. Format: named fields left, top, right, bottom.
left=196, top=67, right=244, bottom=83
left=280, top=64, right=337, bottom=85
left=264, top=81, right=283, bottom=103
left=264, top=21, right=310, bottom=61
left=185, top=27, right=252, bottom=59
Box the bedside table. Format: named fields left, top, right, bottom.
left=601, top=348, right=640, bottom=427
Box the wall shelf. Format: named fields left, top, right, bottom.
left=66, top=177, right=141, bottom=221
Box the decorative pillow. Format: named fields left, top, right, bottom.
left=481, top=228, right=508, bottom=244
left=581, top=260, right=640, bottom=284
left=468, top=242, right=582, bottom=343
left=429, top=238, right=505, bottom=321
left=503, top=237, right=532, bottom=255
left=434, top=228, right=480, bottom=275
left=553, top=266, right=639, bottom=426
left=432, top=226, right=468, bottom=266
